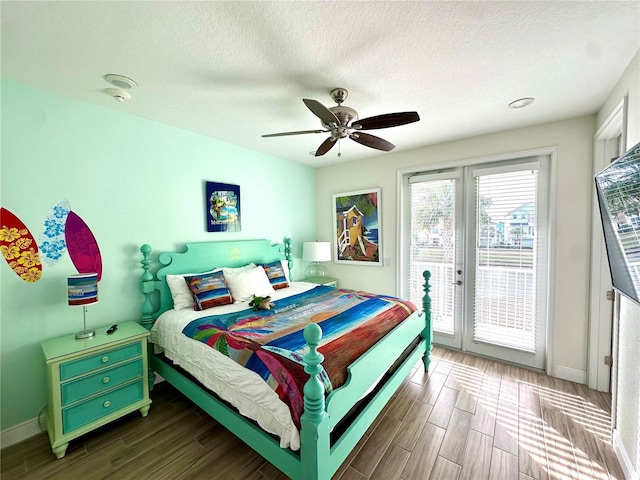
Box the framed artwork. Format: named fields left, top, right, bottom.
left=333, top=188, right=381, bottom=265
left=206, top=181, right=241, bottom=232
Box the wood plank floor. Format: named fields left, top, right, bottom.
left=1, top=346, right=624, bottom=479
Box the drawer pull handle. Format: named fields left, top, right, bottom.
left=102, top=377, right=110, bottom=384
left=101, top=356, right=109, bottom=363
left=103, top=401, right=111, bottom=408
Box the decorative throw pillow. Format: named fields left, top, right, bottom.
left=262, top=261, right=289, bottom=290
left=166, top=263, right=255, bottom=310
left=224, top=266, right=275, bottom=303
left=167, top=269, right=220, bottom=310
left=184, top=271, right=234, bottom=311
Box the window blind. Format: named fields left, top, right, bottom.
left=473, top=168, right=539, bottom=352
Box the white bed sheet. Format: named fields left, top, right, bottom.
left=150, top=281, right=318, bottom=451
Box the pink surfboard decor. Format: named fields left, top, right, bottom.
left=0, top=207, right=43, bottom=282
left=65, top=211, right=103, bottom=281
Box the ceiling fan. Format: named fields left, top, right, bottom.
left=262, top=88, right=420, bottom=157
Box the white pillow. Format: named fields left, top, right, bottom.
left=222, top=263, right=257, bottom=277
left=279, top=259, right=291, bottom=283
left=166, top=263, right=256, bottom=310
left=224, top=266, right=275, bottom=303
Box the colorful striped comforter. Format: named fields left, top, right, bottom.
left=182, top=286, right=416, bottom=426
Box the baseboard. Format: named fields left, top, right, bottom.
left=1, top=416, right=43, bottom=449
left=1, top=376, right=165, bottom=450
left=552, top=364, right=587, bottom=384
left=613, top=428, right=638, bottom=480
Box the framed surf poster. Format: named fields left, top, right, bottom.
left=332, top=188, right=381, bottom=265
left=206, top=181, right=241, bottom=232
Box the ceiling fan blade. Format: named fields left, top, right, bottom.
left=315, top=137, right=337, bottom=156
left=352, top=111, right=420, bottom=130
left=262, top=129, right=327, bottom=138
left=303, top=99, right=340, bottom=126
left=349, top=132, right=395, bottom=151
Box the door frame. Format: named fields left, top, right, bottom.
left=397, top=146, right=558, bottom=375
left=589, top=96, right=627, bottom=392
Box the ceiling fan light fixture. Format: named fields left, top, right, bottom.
left=508, top=97, right=534, bottom=109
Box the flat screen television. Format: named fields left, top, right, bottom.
left=595, top=141, right=640, bottom=306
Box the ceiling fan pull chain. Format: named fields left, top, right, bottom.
left=338, top=140, right=342, bottom=157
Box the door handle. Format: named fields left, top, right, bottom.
left=452, top=280, right=462, bottom=286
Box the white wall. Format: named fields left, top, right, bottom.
left=617, top=296, right=640, bottom=477
left=598, top=49, right=640, bottom=479
left=317, top=115, right=595, bottom=379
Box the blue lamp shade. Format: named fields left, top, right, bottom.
left=68, top=273, right=99, bottom=306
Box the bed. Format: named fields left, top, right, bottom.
left=139, top=238, right=432, bottom=480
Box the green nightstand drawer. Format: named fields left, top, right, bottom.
left=59, top=342, right=142, bottom=380
left=62, top=380, right=144, bottom=434
left=61, top=358, right=143, bottom=406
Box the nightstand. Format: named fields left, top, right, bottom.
left=304, top=276, right=339, bottom=287
left=41, top=321, right=151, bottom=459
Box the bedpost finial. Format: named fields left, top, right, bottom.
left=303, top=322, right=322, bottom=345
left=422, top=270, right=431, bottom=294
left=284, top=237, right=293, bottom=282
left=302, top=322, right=326, bottom=423
left=141, top=244, right=151, bottom=254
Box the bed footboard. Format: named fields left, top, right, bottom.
left=299, top=270, right=433, bottom=480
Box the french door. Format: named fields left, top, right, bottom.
left=404, top=157, right=550, bottom=369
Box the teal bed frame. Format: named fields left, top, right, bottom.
left=139, top=238, right=432, bottom=480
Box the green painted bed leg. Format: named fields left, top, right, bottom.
left=422, top=270, right=433, bottom=372
left=300, top=323, right=331, bottom=480
left=140, top=244, right=157, bottom=389
left=284, top=237, right=293, bottom=281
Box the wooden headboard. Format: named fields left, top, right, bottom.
left=139, top=238, right=292, bottom=330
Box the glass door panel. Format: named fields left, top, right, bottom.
left=464, top=161, right=548, bottom=369
left=409, top=171, right=464, bottom=348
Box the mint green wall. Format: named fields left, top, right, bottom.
left=0, top=80, right=316, bottom=431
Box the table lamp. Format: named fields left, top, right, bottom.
left=68, top=273, right=98, bottom=340
left=303, top=241, right=331, bottom=278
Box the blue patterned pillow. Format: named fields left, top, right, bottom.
left=184, top=271, right=233, bottom=310
left=262, top=261, right=289, bottom=290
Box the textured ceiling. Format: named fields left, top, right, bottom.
left=1, top=1, right=638, bottom=167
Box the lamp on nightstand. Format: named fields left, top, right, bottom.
left=68, top=273, right=98, bottom=340
left=303, top=241, right=331, bottom=278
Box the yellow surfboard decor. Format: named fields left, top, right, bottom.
left=1, top=207, right=43, bottom=282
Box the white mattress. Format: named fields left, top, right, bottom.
left=150, top=282, right=318, bottom=451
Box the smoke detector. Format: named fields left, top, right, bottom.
left=106, top=88, right=131, bottom=102
left=104, top=74, right=137, bottom=102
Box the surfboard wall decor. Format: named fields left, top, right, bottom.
left=1, top=207, right=43, bottom=282
left=65, top=211, right=102, bottom=281
left=38, top=200, right=70, bottom=266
